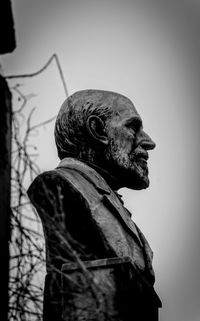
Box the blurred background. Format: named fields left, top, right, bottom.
left=2, top=1, right=200, bottom=320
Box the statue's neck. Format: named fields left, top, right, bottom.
left=79, top=158, right=121, bottom=191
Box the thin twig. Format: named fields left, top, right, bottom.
left=5, top=54, right=69, bottom=97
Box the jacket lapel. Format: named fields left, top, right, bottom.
left=102, top=194, right=143, bottom=247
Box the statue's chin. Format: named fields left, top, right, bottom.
left=118, top=167, right=150, bottom=190
left=125, top=177, right=149, bottom=190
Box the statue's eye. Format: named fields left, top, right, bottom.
left=126, top=117, right=142, bottom=133
left=128, top=122, right=140, bottom=133
left=129, top=124, right=137, bottom=132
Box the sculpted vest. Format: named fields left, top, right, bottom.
left=28, top=158, right=161, bottom=321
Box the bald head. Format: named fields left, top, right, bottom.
left=54, top=89, right=132, bottom=160
left=55, top=89, right=155, bottom=189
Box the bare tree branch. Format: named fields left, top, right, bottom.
left=5, top=54, right=69, bottom=97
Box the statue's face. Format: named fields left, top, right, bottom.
left=105, top=98, right=156, bottom=189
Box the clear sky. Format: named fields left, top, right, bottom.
left=2, top=1, right=200, bottom=320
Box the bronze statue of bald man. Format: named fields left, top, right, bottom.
left=28, top=90, right=161, bottom=321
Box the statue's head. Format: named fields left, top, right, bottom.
left=55, top=90, right=155, bottom=190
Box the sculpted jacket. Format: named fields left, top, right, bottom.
left=27, top=157, right=161, bottom=321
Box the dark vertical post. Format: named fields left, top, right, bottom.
left=0, top=76, right=12, bottom=320
left=0, top=0, right=16, bottom=54
left=0, top=1, right=16, bottom=320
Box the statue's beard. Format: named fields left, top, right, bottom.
left=104, top=143, right=150, bottom=190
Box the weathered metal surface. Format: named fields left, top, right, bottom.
left=28, top=90, right=161, bottom=321
left=61, top=257, right=131, bottom=321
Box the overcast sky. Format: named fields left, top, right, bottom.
left=2, top=1, right=200, bottom=320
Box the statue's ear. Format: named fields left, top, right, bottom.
left=86, top=115, right=108, bottom=145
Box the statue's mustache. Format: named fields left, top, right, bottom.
left=129, top=147, right=149, bottom=161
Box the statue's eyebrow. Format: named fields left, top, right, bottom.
left=125, top=116, right=143, bottom=130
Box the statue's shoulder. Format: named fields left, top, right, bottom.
left=27, top=170, right=68, bottom=205
left=55, top=157, right=111, bottom=196
left=28, top=158, right=111, bottom=204
left=28, top=158, right=89, bottom=189
left=27, top=166, right=88, bottom=213
left=28, top=169, right=67, bottom=190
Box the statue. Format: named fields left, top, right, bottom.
left=27, top=90, right=162, bottom=321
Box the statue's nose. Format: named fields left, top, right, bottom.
left=140, top=131, right=156, bottom=150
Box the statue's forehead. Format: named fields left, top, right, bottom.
left=111, top=96, right=140, bottom=121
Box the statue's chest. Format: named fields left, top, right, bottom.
left=56, top=166, right=152, bottom=274
left=90, top=193, right=147, bottom=271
